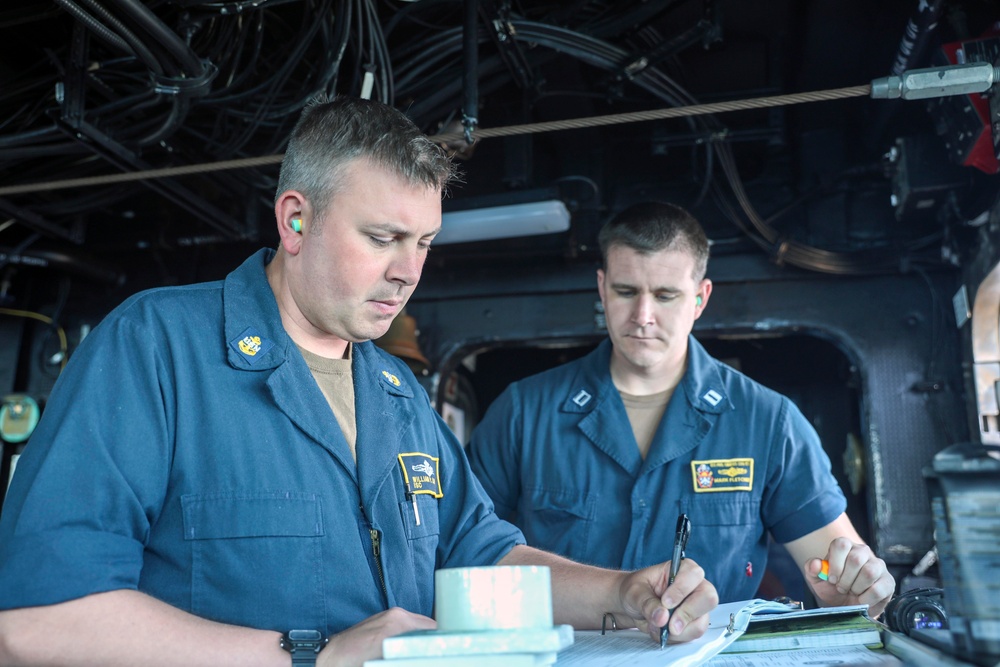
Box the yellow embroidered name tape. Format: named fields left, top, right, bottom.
left=691, top=458, right=754, bottom=492
left=398, top=452, right=443, bottom=498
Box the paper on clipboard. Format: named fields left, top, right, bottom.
left=555, top=600, right=755, bottom=666
left=554, top=599, right=874, bottom=666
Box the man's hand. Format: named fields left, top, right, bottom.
left=318, top=608, right=436, bottom=667
left=805, top=537, right=895, bottom=617
left=619, top=558, right=719, bottom=644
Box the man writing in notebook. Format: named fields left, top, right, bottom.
left=0, top=100, right=717, bottom=667
left=469, top=202, right=895, bottom=617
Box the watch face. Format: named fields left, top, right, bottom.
left=281, top=629, right=327, bottom=657
left=287, top=629, right=323, bottom=642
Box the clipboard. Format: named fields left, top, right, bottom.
left=555, top=599, right=876, bottom=666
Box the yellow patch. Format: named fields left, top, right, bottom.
left=238, top=335, right=262, bottom=356
left=381, top=370, right=401, bottom=387
left=398, top=452, right=443, bottom=498
left=691, top=458, right=754, bottom=492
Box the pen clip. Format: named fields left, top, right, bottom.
left=676, top=514, right=691, bottom=551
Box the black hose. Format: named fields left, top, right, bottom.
left=76, top=0, right=168, bottom=76
left=53, top=0, right=131, bottom=55
left=107, top=0, right=205, bottom=76
left=135, top=95, right=190, bottom=147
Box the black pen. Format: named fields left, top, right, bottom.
left=660, top=513, right=691, bottom=649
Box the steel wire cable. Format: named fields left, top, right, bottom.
left=0, top=84, right=871, bottom=197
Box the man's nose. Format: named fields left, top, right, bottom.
left=632, top=294, right=655, bottom=326
left=388, top=248, right=423, bottom=286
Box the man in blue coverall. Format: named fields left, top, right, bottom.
left=0, top=99, right=718, bottom=667
left=468, top=201, right=895, bottom=618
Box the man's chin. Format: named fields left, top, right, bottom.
left=356, top=320, right=395, bottom=344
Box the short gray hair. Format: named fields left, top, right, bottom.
left=275, top=96, right=457, bottom=220
left=598, top=202, right=710, bottom=280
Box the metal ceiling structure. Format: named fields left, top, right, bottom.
left=0, top=0, right=996, bottom=302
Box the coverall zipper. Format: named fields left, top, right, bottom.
left=361, top=502, right=389, bottom=604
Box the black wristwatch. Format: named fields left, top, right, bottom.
left=280, top=629, right=328, bottom=666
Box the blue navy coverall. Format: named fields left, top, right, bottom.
left=468, top=338, right=845, bottom=602
left=0, top=249, right=523, bottom=634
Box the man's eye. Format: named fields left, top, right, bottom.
left=370, top=236, right=392, bottom=247
left=657, top=294, right=677, bottom=302
left=615, top=290, right=635, bottom=298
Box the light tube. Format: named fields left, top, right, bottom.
left=434, top=200, right=571, bottom=245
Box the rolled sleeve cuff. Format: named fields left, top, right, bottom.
left=769, top=489, right=847, bottom=544
left=0, top=530, right=144, bottom=610
left=444, top=516, right=526, bottom=571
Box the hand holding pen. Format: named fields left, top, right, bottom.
left=660, top=514, right=691, bottom=649
left=610, top=530, right=717, bottom=647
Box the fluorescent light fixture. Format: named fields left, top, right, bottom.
left=435, top=199, right=571, bottom=245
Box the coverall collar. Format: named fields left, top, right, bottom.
left=559, top=336, right=733, bottom=476
left=219, top=249, right=417, bottom=495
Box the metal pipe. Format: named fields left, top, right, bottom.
left=461, top=0, right=479, bottom=145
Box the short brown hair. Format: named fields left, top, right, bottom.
left=598, top=202, right=710, bottom=280
left=275, top=96, right=457, bottom=220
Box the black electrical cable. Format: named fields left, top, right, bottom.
left=135, top=96, right=191, bottom=147
left=195, top=11, right=263, bottom=96
left=52, top=0, right=136, bottom=62
left=690, top=138, right=713, bottom=209
left=582, top=0, right=685, bottom=40
left=204, top=0, right=330, bottom=114
left=394, top=29, right=464, bottom=92
left=108, top=0, right=204, bottom=76
left=0, top=126, right=66, bottom=149
left=326, top=0, right=354, bottom=96
left=366, top=0, right=393, bottom=104
left=213, top=0, right=334, bottom=153
left=0, top=144, right=90, bottom=160
left=85, top=88, right=160, bottom=119
left=75, top=0, right=167, bottom=76
left=400, top=53, right=509, bottom=125
left=0, top=233, right=42, bottom=274
left=382, top=0, right=460, bottom=40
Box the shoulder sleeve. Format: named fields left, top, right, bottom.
left=763, top=398, right=847, bottom=544
left=466, top=383, right=524, bottom=520
left=429, top=399, right=526, bottom=569
left=0, top=308, right=172, bottom=609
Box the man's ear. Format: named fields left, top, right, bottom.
left=694, top=279, right=713, bottom=318
left=275, top=191, right=310, bottom=253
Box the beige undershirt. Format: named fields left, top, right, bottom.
left=620, top=388, right=673, bottom=460
left=297, top=343, right=358, bottom=461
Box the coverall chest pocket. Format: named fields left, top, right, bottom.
left=181, top=492, right=324, bottom=629
left=521, top=487, right=597, bottom=561
left=399, top=495, right=441, bottom=541
left=399, top=496, right=440, bottom=563
left=684, top=494, right=763, bottom=602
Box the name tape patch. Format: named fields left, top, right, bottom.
left=691, top=458, right=754, bottom=492
left=397, top=452, right=443, bottom=498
